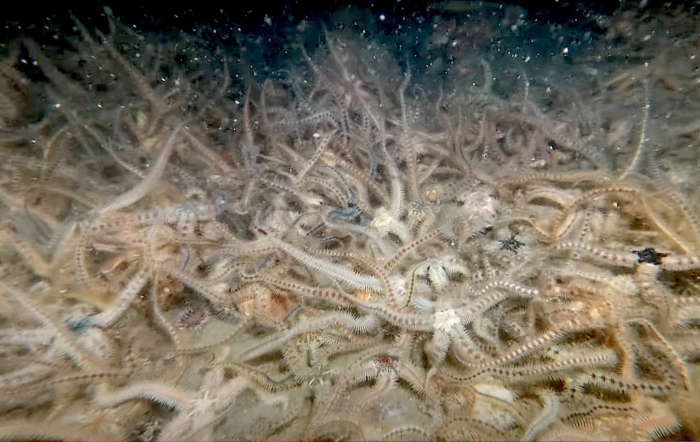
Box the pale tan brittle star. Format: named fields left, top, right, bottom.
left=94, top=367, right=287, bottom=440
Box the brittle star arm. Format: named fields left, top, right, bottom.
left=94, top=371, right=288, bottom=440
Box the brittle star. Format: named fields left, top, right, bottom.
left=94, top=367, right=287, bottom=440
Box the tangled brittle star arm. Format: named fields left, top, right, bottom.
left=94, top=367, right=287, bottom=440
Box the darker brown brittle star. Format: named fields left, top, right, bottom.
left=499, top=234, right=525, bottom=253
left=634, top=247, right=669, bottom=266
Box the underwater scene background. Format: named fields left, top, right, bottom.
left=1, top=1, right=700, bottom=440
